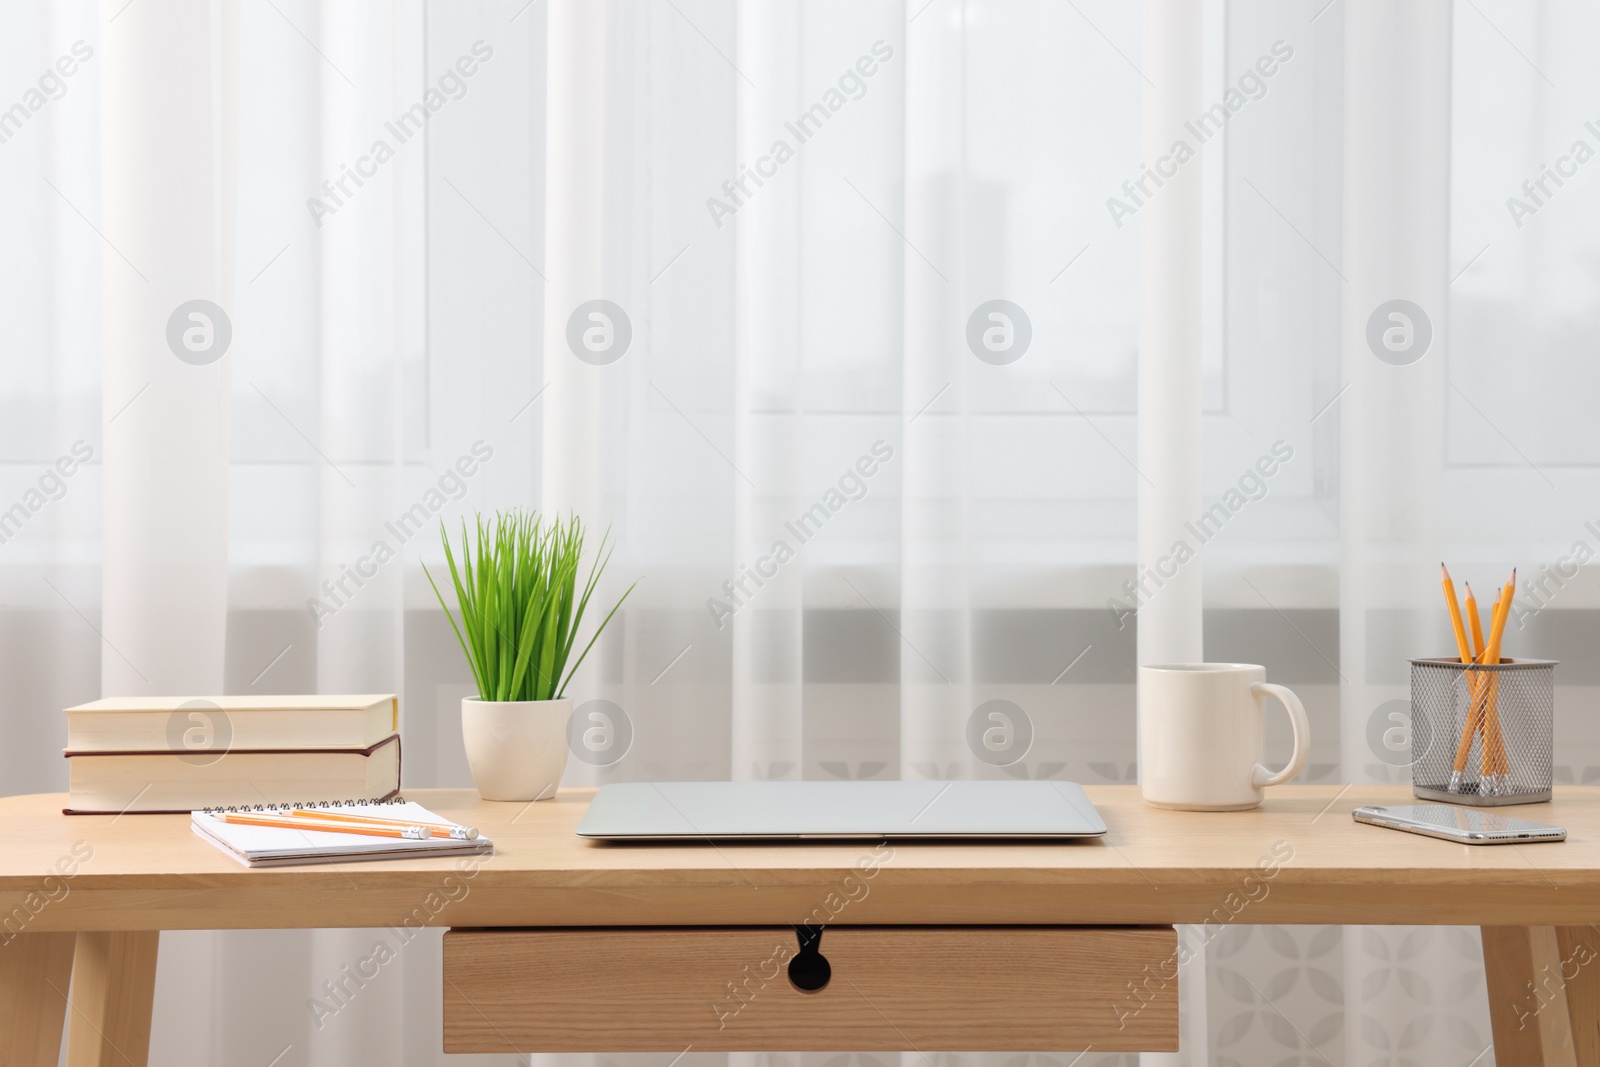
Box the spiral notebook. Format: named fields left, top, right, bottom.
left=192, top=797, right=493, bottom=868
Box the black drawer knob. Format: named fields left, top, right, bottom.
left=787, top=925, right=831, bottom=992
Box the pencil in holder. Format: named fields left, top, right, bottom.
left=1409, top=658, right=1555, bottom=806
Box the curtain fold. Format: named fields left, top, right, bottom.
left=98, top=2, right=232, bottom=1062
left=732, top=0, right=805, bottom=782
left=1335, top=5, right=1492, bottom=1066
left=897, top=0, right=972, bottom=783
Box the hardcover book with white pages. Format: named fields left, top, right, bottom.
left=64, top=694, right=398, bottom=752
left=65, top=734, right=402, bottom=814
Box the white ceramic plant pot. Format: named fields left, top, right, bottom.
left=461, top=697, right=571, bottom=802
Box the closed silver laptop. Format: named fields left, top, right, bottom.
left=575, top=780, right=1107, bottom=840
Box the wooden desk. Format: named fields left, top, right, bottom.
left=2, top=785, right=1597, bottom=1064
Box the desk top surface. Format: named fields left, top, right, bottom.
left=3, top=785, right=1598, bottom=930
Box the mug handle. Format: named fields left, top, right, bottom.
left=1250, top=682, right=1310, bottom=788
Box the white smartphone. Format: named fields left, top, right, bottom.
left=1352, top=803, right=1566, bottom=845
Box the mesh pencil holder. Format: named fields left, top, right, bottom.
left=1410, top=658, right=1556, bottom=806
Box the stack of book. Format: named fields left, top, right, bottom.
left=63, top=694, right=401, bottom=814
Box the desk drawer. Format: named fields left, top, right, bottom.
left=443, top=925, right=1177, bottom=1053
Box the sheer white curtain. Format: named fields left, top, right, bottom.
left=5, top=0, right=1600, bottom=1064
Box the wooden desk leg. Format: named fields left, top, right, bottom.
left=1555, top=926, right=1600, bottom=1064
left=64, top=932, right=159, bottom=1067
left=1482, top=926, right=1582, bottom=1067
left=0, top=932, right=76, bottom=1067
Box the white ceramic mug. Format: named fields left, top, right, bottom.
left=1138, top=663, right=1310, bottom=810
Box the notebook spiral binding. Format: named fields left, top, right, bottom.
left=199, top=796, right=408, bottom=814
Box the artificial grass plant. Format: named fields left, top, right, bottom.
left=425, top=511, right=634, bottom=702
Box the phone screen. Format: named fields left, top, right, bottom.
left=1384, top=804, right=1552, bottom=834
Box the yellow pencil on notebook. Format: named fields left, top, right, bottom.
left=287, top=808, right=479, bottom=841
left=218, top=813, right=436, bottom=840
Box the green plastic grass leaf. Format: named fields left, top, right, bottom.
left=423, top=510, right=634, bottom=703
